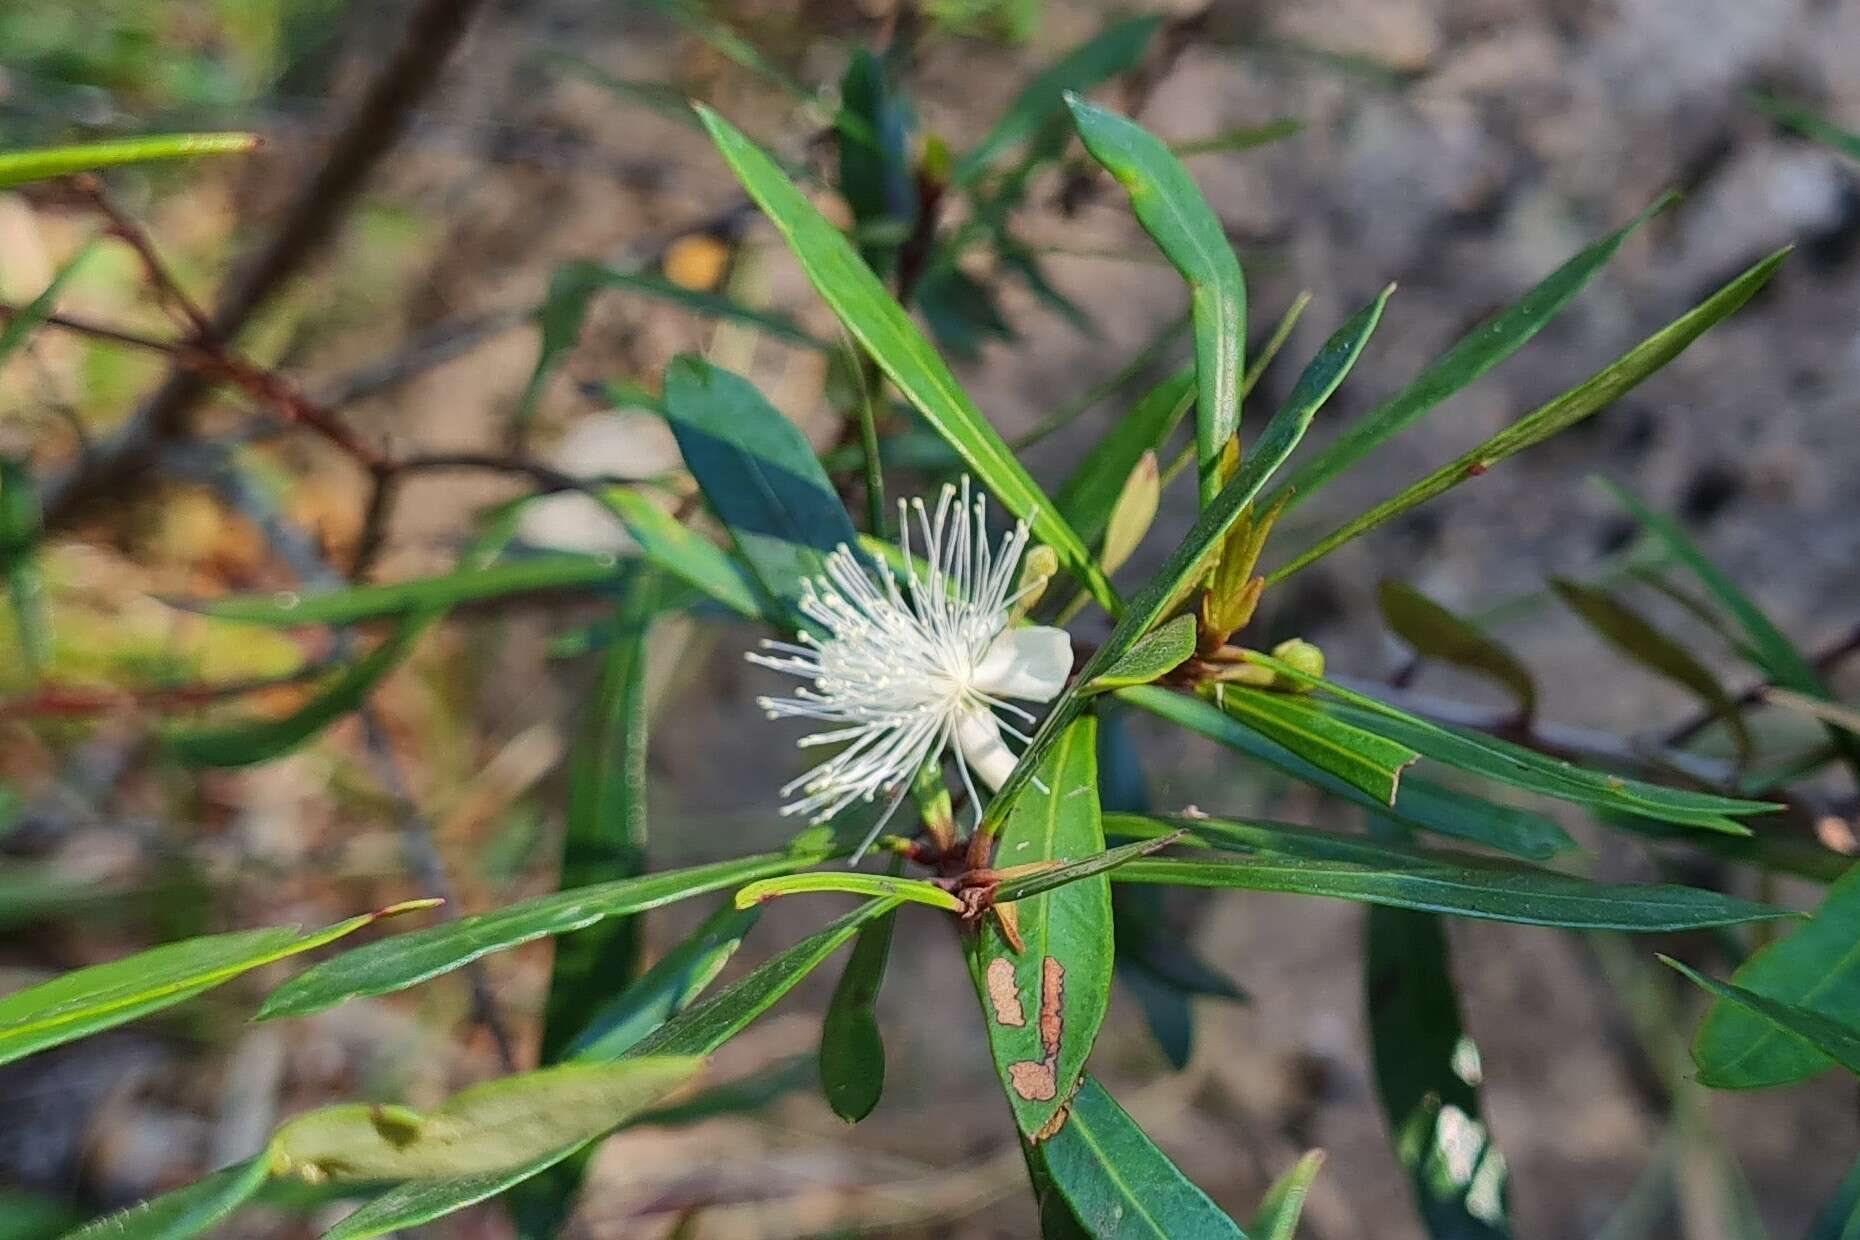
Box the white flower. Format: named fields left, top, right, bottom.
left=749, top=477, right=1071, bottom=858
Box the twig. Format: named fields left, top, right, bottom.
left=42, top=0, right=497, bottom=531
left=1662, top=620, right=1860, bottom=747
left=314, top=307, right=530, bottom=409
left=71, top=175, right=215, bottom=342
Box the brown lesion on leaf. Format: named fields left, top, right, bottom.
left=1009, top=1059, right=1059, bottom=1101
left=1008, top=955, right=1067, bottom=1102
left=986, top=957, right=1026, bottom=1027
left=1033, top=1100, right=1073, bottom=1142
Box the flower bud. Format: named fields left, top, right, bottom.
left=1271, top=637, right=1325, bottom=689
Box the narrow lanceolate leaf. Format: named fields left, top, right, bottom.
left=1604, top=480, right=1860, bottom=784
left=1108, top=812, right=1523, bottom=872
left=1086, top=614, right=1195, bottom=693
left=0, top=457, right=48, bottom=673
left=734, top=872, right=964, bottom=912
left=953, top=16, right=1163, bottom=186
left=1245, top=650, right=1779, bottom=833
left=257, top=851, right=831, bottom=1021
left=0, top=902, right=437, bottom=1066
left=270, top=1058, right=702, bottom=1182
left=167, top=623, right=426, bottom=766
left=60, top=1156, right=270, bottom=1240
left=1663, top=956, right=1860, bottom=1078
left=1251, top=1150, right=1327, bottom=1240
left=1273, top=248, right=1790, bottom=581
left=969, top=719, right=1110, bottom=1142
left=1693, top=862, right=1860, bottom=1088
left=661, top=356, right=862, bottom=618
left=695, top=106, right=1112, bottom=610
left=0, top=245, right=92, bottom=365
left=984, top=291, right=1389, bottom=834
left=1117, top=685, right=1572, bottom=860
left=540, top=580, right=657, bottom=1064
left=819, top=874, right=899, bottom=1122
left=1270, top=195, right=1675, bottom=509
left=1217, top=685, right=1419, bottom=806
left=0, top=133, right=259, bottom=188
left=199, top=555, right=628, bottom=626
left=324, top=903, right=891, bottom=1240
left=565, top=900, right=759, bottom=1061
left=1111, top=856, right=1790, bottom=931
left=1067, top=97, right=1245, bottom=506
left=173, top=516, right=520, bottom=765
left=1749, top=92, right=1860, bottom=162
left=1367, top=902, right=1510, bottom=1237
left=1054, top=368, right=1195, bottom=547
left=1378, top=580, right=1535, bottom=717
left=1042, top=1075, right=1246, bottom=1238
left=600, top=488, right=762, bottom=619
left=993, top=834, right=1184, bottom=902
left=1551, top=577, right=1750, bottom=758
left=1099, top=451, right=1160, bottom=576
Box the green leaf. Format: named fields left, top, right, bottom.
left=1550, top=577, right=1749, bottom=758
left=1086, top=614, right=1195, bottom=692
left=969, top=719, right=1111, bottom=1142
left=0, top=457, right=48, bottom=673
left=199, top=555, right=627, bottom=626
left=819, top=879, right=898, bottom=1123
left=1692, top=863, right=1860, bottom=1088
left=599, top=488, right=762, bottom=618
left=1269, top=195, right=1674, bottom=509
left=660, top=356, right=861, bottom=618
left=1367, top=902, right=1510, bottom=1237
left=734, top=871, right=964, bottom=912
left=257, top=851, right=832, bottom=1021
left=838, top=49, right=914, bottom=275
left=1603, top=480, right=1860, bottom=783
left=58, top=1156, right=269, bottom=1240
left=270, top=1057, right=702, bottom=1182
left=1173, top=120, right=1306, bottom=159
left=1749, top=92, right=1860, bottom=162
left=171, top=517, right=520, bottom=765
left=1067, top=96, right=1245, bottom=506
left=1250, top=1150, right=1326, bottom=1240
left=953, top=16, right=1163, bottom=186
left=166, top=624, right=426, bottom=766
left=0, top=133, right=259, bottom=188
left=1662, top=955, right=1860, bottom=1078
left=1245, top=650, right=1779, bottom=833
left=0, top=901, right=436, bottom=1066
left=540, top=580, right=658, bottom=1063
left=0, top=245, right=92, bottom=367
left=1272, top=247, right=1789, bottom=580
left=564, top=899, right=759, bottom=1060
left=1111, top=856, right=1789, bottom=931
left=1054, top=368, right=1195, bottom=548
left=1117, top=685, right=1573, bottom=860
left=1378, top=580, right=1535, bottom=717
left=1042, top=1075, right=1246, bottom=1238
left=1215, top=685, right=1419, bottom=806
left=993, top=834, right=1184, bottom=902
left=323, top=905, right=886, bottom=1239
left=695, top=105, right=1112, bottom=610
left=984, top=290, right=1389, bottom=833
left=1108, top=812, right=1521, bottom=872
left=626, top=896, right=900, bottom=1059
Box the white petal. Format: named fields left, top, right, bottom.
left=953, top=705, right=1018, bottom=790
left=972, top=626, right=1072, bottom=702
